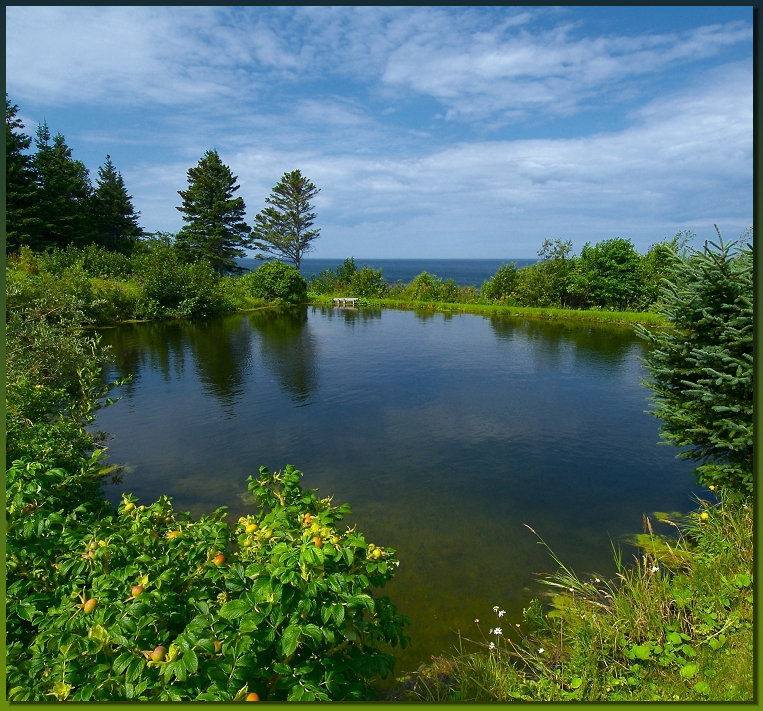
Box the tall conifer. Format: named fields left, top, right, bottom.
left=251, top=170, right=320, bottom=270
left=91, top=155, right=143, bottom=253
left=33, top=122, right=94, bottom=249
left=175, top=149, right=251, bottom=274
left=5, top=96, right=41, bottom=251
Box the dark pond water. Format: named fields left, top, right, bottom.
left=94, top=307, right=702, bottom=674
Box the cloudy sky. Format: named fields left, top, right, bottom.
left=6, top=6, right=753, bottom=258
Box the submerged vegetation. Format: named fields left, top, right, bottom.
left=395, top=496, right=752, bottom=702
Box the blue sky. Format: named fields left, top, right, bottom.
left=5, top=6, right=753, bottom=258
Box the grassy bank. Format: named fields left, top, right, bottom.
left=391, top=495, right=753, bottom=702
left=309, top=294, right=667, bottom=327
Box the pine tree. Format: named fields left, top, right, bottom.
left=5, top=96, right=41, bottom=251
left=175, top=149, right=251, bottom=274
left=91, top=155, right=143, bottom=253
left=33, top=122, right=94, bottom=249
left=251, top=169, right=320, bottom=270
left=635, top=229, right=753, bottom=495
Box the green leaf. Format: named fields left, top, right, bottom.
left=281, top=624, right=301, bottom=657
left=239, top=610, right=267, bottom=633
left=632, top=644, right=652, bottom=660
left=185, top=648, right=199, bottom=673
left=666, top=631, right=682, bottom=646
left=125, top=657, right=144, bottom=684
left=273, top=662, right=291, bottom=675
left=113, top=651, right=134, bottom=675
left=680, top=663, right=698, bottom=679
left=570, top=677, right=583, bottom=690
left=219, top=599, right=250, bottom=620
left=302, top=624, right=322, bottom=646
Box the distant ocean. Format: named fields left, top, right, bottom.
left=237, top=257, right=536, bottom=288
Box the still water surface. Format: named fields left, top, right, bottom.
left=95, top=307, right=701, bottom=673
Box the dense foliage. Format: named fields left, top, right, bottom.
left=240, top=260, right=308, bottom=304
left=252, top=169, right=321, bottom=269
left=635, top=234, right=753, bottom=495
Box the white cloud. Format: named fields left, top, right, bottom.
left=5, top=6, right=751, bottom=258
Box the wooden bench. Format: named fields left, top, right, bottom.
left=332, top=297, right=358, bottom=308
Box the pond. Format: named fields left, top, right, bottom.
left=94, top=306, right=702, bottom=675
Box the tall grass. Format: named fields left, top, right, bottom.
left=391, top=495, right=753, bottom=702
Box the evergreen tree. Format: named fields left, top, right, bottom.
left=91, top=155, right=143, bottom=253
left=251, top=169, right=320, bottom=270
left=175, top=149, right=251, bottom=274
left=5, top=96, right=41, bottom=251
left=635, top=229, right=753, bottom=495
left=33, top=122, right=94, bottom=249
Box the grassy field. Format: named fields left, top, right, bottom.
left=309, top=294, right=667, bottom=327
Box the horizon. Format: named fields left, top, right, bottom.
left=6, top=6, right=753, bottom=259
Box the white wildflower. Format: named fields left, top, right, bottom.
left=488, top=642, right=496, bottom=650
left=492, top=605, right=499, bottom=612
left=498, top=609, right=506, bottom=618
left=492, top=627, right=502, bottom=636
left=651, top=565, right=659, bottom=573
left=538, top=647, right=544, bottom=654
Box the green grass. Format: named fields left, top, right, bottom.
left=389, top=495, right=753, bottom=702
left=308, top=293, right=667, bottom=327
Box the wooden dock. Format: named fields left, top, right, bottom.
left=333, top=297, right=358, bottom=308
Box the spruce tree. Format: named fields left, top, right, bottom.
left=251, top=169, right=320, bottom=270
left=33, top=122, right=94, bottom=249
left=91, top=155, right=143, bottom=253
left=635, top=230, right=753, bottom=495
left=175, top=149, right=251, bottom=274
left=5, top=96, right=41, bottom=251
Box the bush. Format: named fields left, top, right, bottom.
left=5, top=461, right=409, bottom=701
left=481, top=263, right=519, bottom=303
left=348, top=266, right=388, bottom=298
left=241, top=260, right=308, bottom=303
left=635, top=233, right=753, bottom=495
left=133, top=242, right=226, bottom=319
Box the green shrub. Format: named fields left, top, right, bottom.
left=133, top=243, right=226, bottom=319
left=241, top=261, right=308, bottom=303
left=481, top=263, right=519, bottom=303
left=635, top=233, right=753, bottom=494
left=348, top=266, right=388, bottom=298
left=5, top=462, right=409, bottom=701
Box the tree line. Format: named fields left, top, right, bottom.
left=6, top=96, right=321, bottom=272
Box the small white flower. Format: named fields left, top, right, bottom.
left=538, top=647, right=544, bottom=654
left=498, top=609, right=506, bottom=618
left=569, top=587, right=575, bottom=592
left=515, top=623, right=521, bottom=628
left=488, top=642, right=496, bottom=650
left=492, top=627, right=503, bottom=636
left=492, top=605, right=499, bottom=612
left=595, top=578, right=601, bottom=583
left=474, top=619, right=479, bottom=623
left=651, top=565, right=659, bottom=573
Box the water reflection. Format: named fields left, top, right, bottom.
left=94, top=308, right=701, bottom=672
left=246, top=307, right=318, bottom=405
